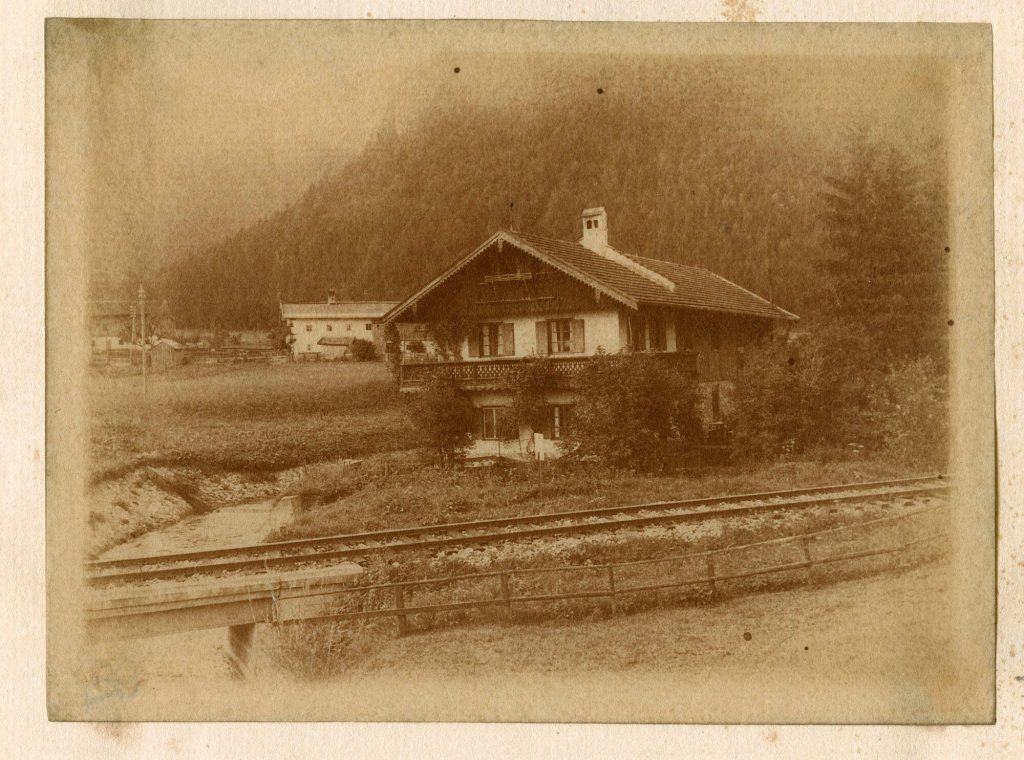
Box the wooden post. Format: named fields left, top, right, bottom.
left=394, top=586, right=409, bottom=636
left=607, top=565, right=617, bottom=615
left=138, top=285, right=147, bottom=395
left=798, top=537, right=814, bottom=582
left=706, top=554, right=717, bottom=600
left=226, top=623, right=255, bottom=679
left=893, top=520, right=911, bottom=569
left=499, top=573, right=512, bottom=617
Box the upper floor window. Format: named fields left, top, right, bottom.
left=676, top=321, right=695, bottom=351
left=628, top=315, right=665, bottom=352
left=537, top=318, right=583, bottom=355
left=366, top=323, right=372, bottom=331
left=649, top=316, right=666, bottom=351
left=549, top=319, right=572, bottom=353
left=326, top=324, right=333, bottom=332
left=346, top=324, right=352, bottom=331
left=305, top=324, right=312, bottom=332
left=469, top=322, right=515, bottom=358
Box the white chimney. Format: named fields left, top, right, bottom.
left=577, top=206, right=676, bottom=292
left=581, top=206, right=608, bottom=252
left=327, top=289, right=337, bottom=304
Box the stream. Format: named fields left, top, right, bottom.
left=98, top=497, right=295, bottom=560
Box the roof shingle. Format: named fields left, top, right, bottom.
left=511, top=231, right=797, bottom=321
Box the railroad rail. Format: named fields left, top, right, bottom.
left=87, top=475, right=947, bottom=587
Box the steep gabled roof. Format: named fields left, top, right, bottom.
left=384, top=229, right=797, bottom=323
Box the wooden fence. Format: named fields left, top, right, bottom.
left=274, top=503, right=948, bottom=636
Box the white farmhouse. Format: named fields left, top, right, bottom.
left=280, top=293, right=399, bottom=360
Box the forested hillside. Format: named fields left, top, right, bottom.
left=154, top=60, right=944, bottom=329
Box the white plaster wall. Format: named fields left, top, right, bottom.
left=460, top=308, right=625, bottom=359
left=288, top=317, right=376, bottom=357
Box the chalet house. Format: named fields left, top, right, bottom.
left=280, top=294, right=399, bottom=360
left=382, top=207, right=797, bottom=456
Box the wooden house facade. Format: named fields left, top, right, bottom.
left=383, top=207, right=797, bottom=453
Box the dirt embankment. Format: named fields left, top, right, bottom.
left=87, top=465, right=308, bottom=556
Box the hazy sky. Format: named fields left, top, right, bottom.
left=46, top=20, right=952, bottom=290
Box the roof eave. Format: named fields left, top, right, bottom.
left=383, top=231, right=638, bottom=323
left=636, top=299, right=800, bottom=321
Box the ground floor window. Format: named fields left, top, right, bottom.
left=548, top=404, right=573, bottom=439
left=480, top=407, right=500, bottom=440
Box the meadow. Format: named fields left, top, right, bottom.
left=88, top=362, right=419, bottom=475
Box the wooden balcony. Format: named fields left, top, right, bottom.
left=398, top=351, right=700, bottom=392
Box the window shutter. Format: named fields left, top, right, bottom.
left=501, top=323, right=515, bottom=356
left=535, top=321, right=548, bottom=356
left=467, top=326, right=481, bottom=358
left=571, top=319, right=585, bottom=353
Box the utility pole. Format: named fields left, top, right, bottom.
left=507, top=142, right=514, bottom=231
left=139, top=285, right=147, bottom=395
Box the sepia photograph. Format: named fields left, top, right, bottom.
left=43, top=18, right=995, bottom=723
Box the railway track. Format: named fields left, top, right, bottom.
left=87, top=475, right=948, bottom=587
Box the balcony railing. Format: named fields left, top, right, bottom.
left=398, top=351, right=700, bottom=391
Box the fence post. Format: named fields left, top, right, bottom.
left=893, top=518, right=912, bottom=569
left=394, top=586, right=409, bottom=636
left=705, top=554, right=717, bottom=601
left=798, top=536, right=815, bottom=582
left=499, top=572, right=512, bottom=617
left=606, top=565, right=617, bottom=615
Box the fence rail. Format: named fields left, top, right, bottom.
left=275, top=503, right=948, bottom=635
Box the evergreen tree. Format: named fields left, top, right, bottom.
left=817, top=135, right=948, bottom=364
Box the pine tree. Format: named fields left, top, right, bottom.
left=817, top=135, right=948, bottom=364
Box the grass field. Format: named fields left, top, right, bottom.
left=275, top=453, right=921, bottom=540
left=88, top=362, right=419, bottom=474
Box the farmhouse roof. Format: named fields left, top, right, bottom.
left=383, top=229, right=797, bottom=323
left=153, top=338, right=183, bottom=349
left=280, top=301, right=399, bottom=320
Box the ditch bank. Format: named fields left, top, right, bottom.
left=88, top=465, right=308, bottom=557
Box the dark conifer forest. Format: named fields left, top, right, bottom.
left=151, top=59, right=948, bottom=343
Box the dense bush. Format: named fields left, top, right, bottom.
left=730, top=325, right=947, bottom=466
left=406, top=373, right=476, bottom=467
left=349, top=338, right=376, bottom=362
left=730, top=324, right=872, bottom=459
left=568, top=352, right=699, bottom=472
left=862, top=356, right=947, bottom=468
left=508, top=357, right=557, bottom=433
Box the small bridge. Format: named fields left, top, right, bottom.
left=86, top=563, right=363, bottom=677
